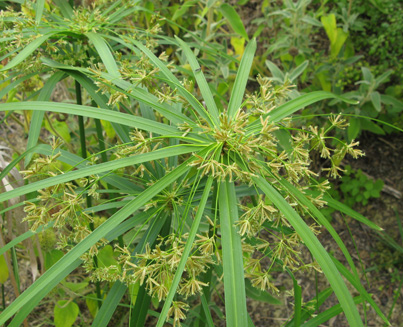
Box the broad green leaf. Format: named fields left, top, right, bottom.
left=0, top=255, right=9, bottom=283
left=360, top=118, right=385, bottom=135
left=0, top=33, right=59, bottom=71
left=218, top=180, right=247, bottom=327
left=347, top=117, right=361, bottom=141
left=370, top=91, right=381, bottom=112
left=54, top=300, right=79, bottom=327
left=289, top=60, right=309, bottom=82
left=228, top=38, right=256, bottom=118
left=265, top=60, right=284, bottom=81
left=61, top=281, right=89, bottom=292
left=361, top=67, right=373, bottom=83
left=375, top=71, right=392, bottom=89
left=97, top=245, right=118, bottom=268
left=86, top=32, right=121, bottom=79
left=157, top=177, right=214, bottom=327
left=254, top=176, right=364, bottom=327
left=44, top=118, right=71, bottom=142
left=86, top=293, right=99, bottom=318
left=219, top=3, right=249, bottom=40
left=321, top=14, right=337, bottom=44
left=321, top=14, right=348, bottom=58
left=44, top=249, right=64, bottom=270
left=330, top=28, right=348, bottom=58
left=231, top=37, right=245, bottom=57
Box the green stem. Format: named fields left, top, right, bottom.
left=75, top=81, right=102, bottom=307
left=11, top=247, right=20, bottom=293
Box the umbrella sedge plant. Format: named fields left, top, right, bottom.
left=0, top=1, right=390, bottom=326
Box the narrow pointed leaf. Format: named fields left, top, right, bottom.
left=0, top=144, right=204, bottom=203
left=219, top=4, right=248, bottom=40
left=86, top=32, right=121, bottom=79
left=0, top=101, right=181, bottom=136
left=1, top=33, right=59, bottom=71
left=130, top=39, right=214, bottom=126
left=175, top=37, right=220, bottom=125
left=254, top=176, right=364, bottom=327
left=35, top=0, right=45, bottom=24
left=247, top=91, right=359, bottom=133
left=218, top=181, right=248, bottom=327
left=228, top=39, right=256, bottom=118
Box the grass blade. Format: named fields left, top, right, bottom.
left=254, top=176, right=364, bottom=327
left=331, top=255, right=390, bottom=325
left=86, top=32, right=121, bottom=79
left=227, top=38, right=256, bottom=118
left=0, top=144, right=204, bottom=203
left=219, top=3, right=249, bottom=40
left=35, top=0, right=45, bottom=24
left=175, top=37, right=220, bottom=125
left=53, top=0, right=73, bottom=18
left=324, top=195, right=382, bottom=231
left=131, top=38, right=214, bottom=127
left=218, top=180, right=248, bottom=327
left=247, top=91, right=359, bottom=133
left=200, top=292, right=214, bottom=327
left=0, top=101, right=182, bottom=137
left=41, top=58, right=199, bottom=129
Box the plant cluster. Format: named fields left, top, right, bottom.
left=339, top=165, right=384, bottom=207
left=0, top=1, right=398, bottom=327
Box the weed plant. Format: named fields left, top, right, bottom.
left=0, top=1, right=393, bottom=326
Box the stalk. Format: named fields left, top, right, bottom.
left=75, top=81, right=102, bottom=308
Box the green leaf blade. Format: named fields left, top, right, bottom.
left=219, top=180, right=248, bottom=327
left=254, top=176, right=364, bottom=327
left=227, top=38, right=256, bottom=118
